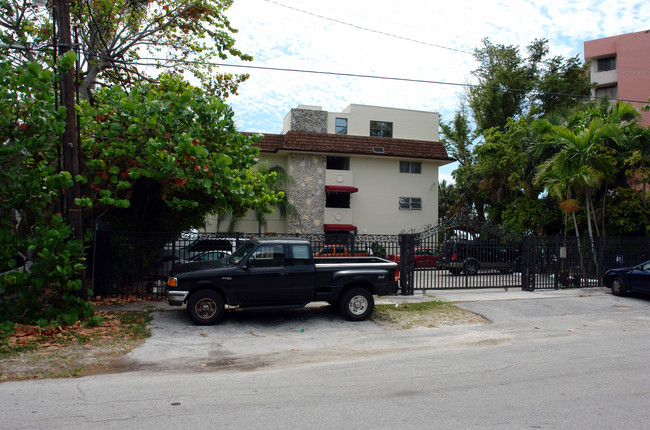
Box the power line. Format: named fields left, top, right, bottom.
left=260, top=0, right=474, bottom=55
left=4, top=44, right=649, bottom=105
left=123, top=57, right=650, bottom=105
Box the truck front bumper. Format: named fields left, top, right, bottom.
left=168, top=290, right=189, bottom=306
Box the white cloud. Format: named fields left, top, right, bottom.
left=223, top=0, right=650, bottom=182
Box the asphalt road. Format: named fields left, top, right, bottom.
left=2, top=287, right=650, bottom=429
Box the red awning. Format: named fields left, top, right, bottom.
left=325, top=185, right=359, bottom=193
left=324, top=224, right=358, bottom=232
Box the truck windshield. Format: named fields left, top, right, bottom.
left=228, top=241, right=257, bottom=265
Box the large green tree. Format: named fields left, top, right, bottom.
left=533, top=118, right=621, bottom=241
left=1, top=0, right=251, bottom=99
left=467, top=38, right=591, bottom=133
left=78, top=75, right=282, bottom=232
left=443, top=37, right=593, bottom=229
left=1, top=58, right=91, bottom=324
left=440, top=105, right=485, bottom=219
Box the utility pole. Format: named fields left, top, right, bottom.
left=56, top=0, right=87, bottom=298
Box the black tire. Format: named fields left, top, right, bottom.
left=187, top=289, right=225, bottom=325
left=610, top=277, right=628, bottom=297
left=464, top=260, right=479, bottom=276
left=449, top=268, right=462, bottom=276
left=339, top=287, right=374, bottom=321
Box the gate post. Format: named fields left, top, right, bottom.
left=398, top=233, right=417, bottom=295
left=521, top=236, right=536, bottom=291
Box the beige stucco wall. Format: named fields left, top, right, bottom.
left=327, top=104, right=439, bottom=141
left=336, top=156, right=439, bottom=234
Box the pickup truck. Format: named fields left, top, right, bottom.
left=167, top=237, right=399, bottom=325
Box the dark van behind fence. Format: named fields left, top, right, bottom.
left=91, top=222, right=650, bottom=299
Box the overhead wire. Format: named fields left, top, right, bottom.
left=260, top=0, right=474, bottom=55
left=4, top=42, right=650, bottom=105
left=3, top=1, right=649, bottom=107
left=118, top=57, right=650, bottom=105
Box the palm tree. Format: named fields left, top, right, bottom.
left=226, top=162, right=299, bottom=234
left=252, top=162, right=299, bottom=234
left=534, top=101, right=638, bottom=234
left=534, top=168, right=585, bottom=279
left=533, top=118, right=622, bottom=266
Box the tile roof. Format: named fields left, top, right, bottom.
left=251, top=131, right=455, bottom=162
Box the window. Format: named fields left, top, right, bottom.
left=248, top=244, right=284, bottom=267
left=399, top=197, right=422, bottom=210
left=291, top=244, right=312, bottom=266
left=326, top=156, right=350, bottom=170
left=400, top=161, right=421, bottom=174
left=597, top=56, right=616, bottom=72
left=335, top=118, right=348, bottom=134
left=370, top=120, right=393, bottom=138
left=326, top=192, right=351, bottom=208
left=595, top=85, right=618, bottom=100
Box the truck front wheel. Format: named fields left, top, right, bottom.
left=187, top=289, right=225, bottom=325
left=339, top=287, right=374, bottom=321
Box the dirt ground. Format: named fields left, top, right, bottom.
left=0, top=300, right=488, bottom=382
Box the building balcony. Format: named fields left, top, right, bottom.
left=591, top=69, right=618, bottom=86
left=325, top=169, right=354, bottom=187
left=325, top=207, right=354, bottom=225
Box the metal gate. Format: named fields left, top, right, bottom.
left=398, top=217, right=524, bottom=294
left=397, top=218, right=650, bottom=294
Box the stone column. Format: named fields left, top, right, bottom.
left=287, top=153, right=326, bottom=234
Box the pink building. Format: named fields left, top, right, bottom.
left=584, top=30, right=650, bottom=127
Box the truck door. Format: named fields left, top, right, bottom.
left=235, top=244, right=296, bottom=305
left=288, top=243, right=316, bottom=301
left=235, top=244, right=289, bottom=305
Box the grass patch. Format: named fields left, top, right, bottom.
left=371, top=300, right=488, bottom=329
left=118, top=311, right=153, bottom=340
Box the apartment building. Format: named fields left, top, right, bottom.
left=207, top=104, right=453, bottom=235
left=584, top=30, right=650, bottom=126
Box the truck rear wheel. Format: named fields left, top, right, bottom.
left=464, top=260, right=479, bottom=276
left=339, top=287, right=374, bottom=321
left=187, top=289, right=225, bottom=325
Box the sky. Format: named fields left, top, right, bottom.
left=222, top=0, right=650, bottom=183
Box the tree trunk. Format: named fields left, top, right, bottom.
left=572, top=210, right=586, bottom=287
left=584, top=193, right=598, bottom=268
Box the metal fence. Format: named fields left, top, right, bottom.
left=91, top=224, right=650, bottom=298
left=91, top=228, right=400, bottom=298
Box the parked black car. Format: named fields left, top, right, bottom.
left=604, top=260, right=650, bottom=296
